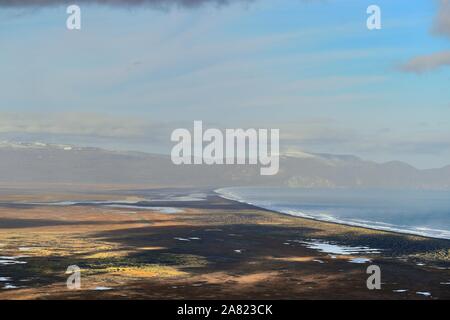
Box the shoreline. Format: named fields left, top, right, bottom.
left=0, top=186, right=449, bottom=299
left=214, top=188, right=450, bottom=242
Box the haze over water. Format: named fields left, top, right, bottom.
left=217, top=187, right=450, bottom=240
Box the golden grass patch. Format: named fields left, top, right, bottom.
left=267, top=256, right=318, bottom=262
left=103, top=265, right=187, bottom=278
left=137, top=246, right=167, bottom=251
left=83, top=251, right=131, bottom=259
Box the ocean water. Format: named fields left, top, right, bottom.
left=216, top=187, right=450, bottom=240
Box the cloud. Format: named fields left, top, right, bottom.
left=0, top=112, right=201, bottom=154
left=0, top=0, right=250, bottom=8
left=398, top=1, right=450, bottom=74
left=399, top=50, right=450, bottom=73
left=0, top=112, right=151, bottom=138
left=433, top=0, right=450, bottom=38
left=278, top=120, right=450, bottom=166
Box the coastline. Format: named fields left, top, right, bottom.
left=214, top=187, right=450, bottom=241
left=0, top=186, right=449, bottom=299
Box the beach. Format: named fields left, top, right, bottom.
left=0, top=186, right=449, bottom=300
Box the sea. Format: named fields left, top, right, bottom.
left=216, top=187, right=450, bottom=240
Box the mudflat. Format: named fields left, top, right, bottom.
left=0, top=187, right=448, bottom=299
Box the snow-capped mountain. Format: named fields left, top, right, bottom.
left=0, top=142, right=449, bottom=189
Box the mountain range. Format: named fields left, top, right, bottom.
left=1, top=141, right=449, bottom=189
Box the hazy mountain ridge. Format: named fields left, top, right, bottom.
left=0, top=142, right=449, bottom=189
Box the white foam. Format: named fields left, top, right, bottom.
left=282, top=210, right=450, bottom=240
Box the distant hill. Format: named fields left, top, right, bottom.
left=0, top=142, right=449, bottom=189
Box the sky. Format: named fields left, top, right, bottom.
left=0, top=0, right=449, bottom=169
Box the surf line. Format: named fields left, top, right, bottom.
left=170, top=121, right=279, bottom=176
